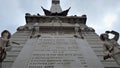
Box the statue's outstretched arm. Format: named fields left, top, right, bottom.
left=111, top=30, right=119, bottom=41
left=5, top=45, right=12, bottom=51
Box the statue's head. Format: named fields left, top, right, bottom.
left=100, top=33, right=109, bottom=41
left=1, top=30, right=11, bottom=39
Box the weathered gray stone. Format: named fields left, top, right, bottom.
left=11, top=39, right=37, bottom=68
left=11, top=37, right=104, bottom=68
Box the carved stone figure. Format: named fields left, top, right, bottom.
left=30, top=24, right=41, bottom=38
left=0, top=30, right=11, bottom=62
left=100, top=30, right=120, bottom=64
left=74, top=27, right=84, bottom=39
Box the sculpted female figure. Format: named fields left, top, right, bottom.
left=0, top=30, right=11, bottom=62
left=100, top=30, right=120, bottom=64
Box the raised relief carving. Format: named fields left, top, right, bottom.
left=17, top=26, right=29, bottom=31
left=83, top=27, right=95, bottom=32
left=74, top=25, right=84, bottom=39
left=30, top=23, right=41, bottom=38
left=100, top=30, right=120, bottom=65
left=17, top=26, right=24, bottom=31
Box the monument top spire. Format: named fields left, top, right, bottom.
left=50, top=0, right=62, bottom=13
left=52, top=0, right=60, bottom=4
left=41, top=0, right=70, bottom=16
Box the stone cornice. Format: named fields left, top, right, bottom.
left=25, top=14, right=87, bottom=24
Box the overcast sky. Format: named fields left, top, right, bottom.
left=0, top=0, right=120, bottom=43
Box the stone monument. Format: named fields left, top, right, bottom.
left=2, top=0, right=120, bottom=68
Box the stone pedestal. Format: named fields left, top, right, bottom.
left=11, top=36, right=104, bottom=68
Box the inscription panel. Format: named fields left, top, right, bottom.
left=27, top=38, right=87, bottom=68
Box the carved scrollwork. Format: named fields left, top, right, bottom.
left=17, top=26, right=30, bottom=31
left=82, top=27, right=95, bottom=32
